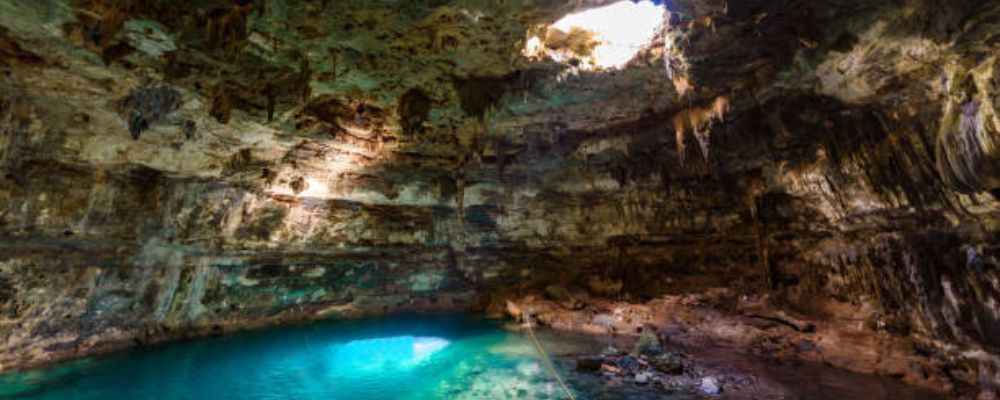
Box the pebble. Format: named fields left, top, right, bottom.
left=701, top=376, right=722, bottom=395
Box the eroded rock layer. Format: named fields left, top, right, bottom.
left=0, top=0, right=998, bottom=396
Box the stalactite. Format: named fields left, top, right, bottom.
left=210, top=85, right=233, bottom=124
left=671, top=96, right=730, bottom=163
left=204, top=3, right=254, bottom=52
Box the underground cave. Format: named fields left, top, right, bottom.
left=0, top=0, right=998, bottom=399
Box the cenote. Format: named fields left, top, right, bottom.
left=0, top=0, right=997, bottom=398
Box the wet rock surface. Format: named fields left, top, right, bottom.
left=529, top=325, right=948, bottom=399
left=573, top=346, right=744, bottom=395
left=510, top=291, right=982, bottom=398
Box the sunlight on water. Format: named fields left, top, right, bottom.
left=327, top=336, right=450, bottom=372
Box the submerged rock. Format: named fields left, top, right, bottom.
left=600, top=363, right=621, bottom=375
left=617, top=355, right=641, bottom=373
left=576, top=356, right=604, bottom=372
left=651, top=353, right=685, bottom=375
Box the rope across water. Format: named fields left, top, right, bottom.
left=523, top=312, right=578, bottom=400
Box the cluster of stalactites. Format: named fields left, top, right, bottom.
left=936, top=56, right=1000, bottom=193
left=671, top=96, right=730, bottom=163
left=662, top=0, right=731, bottom=164
left=662, top=11, right=692, bottom=97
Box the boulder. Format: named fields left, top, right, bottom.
left=633, top=332, right=663, bottom=356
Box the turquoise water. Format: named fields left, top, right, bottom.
left=0, top=315, right=947, bottom=400
left=0, top=315, right=573, bottom=400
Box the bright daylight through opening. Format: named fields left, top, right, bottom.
left=527, top=1, right=665, bottom=69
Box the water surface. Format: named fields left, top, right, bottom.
left=2, top=315, right=573, bottom=400
left=0, top=314, right=946, bottom=399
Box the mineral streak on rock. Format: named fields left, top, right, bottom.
left=0, top=0, right=998, bottom=398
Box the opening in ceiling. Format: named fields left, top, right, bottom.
left=525, top=1, right=666, bottom=70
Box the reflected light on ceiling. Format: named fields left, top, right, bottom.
left=298, top=177, right=330, bottom=198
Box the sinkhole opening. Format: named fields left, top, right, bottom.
left=525, top=0, right=666, bottom=70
